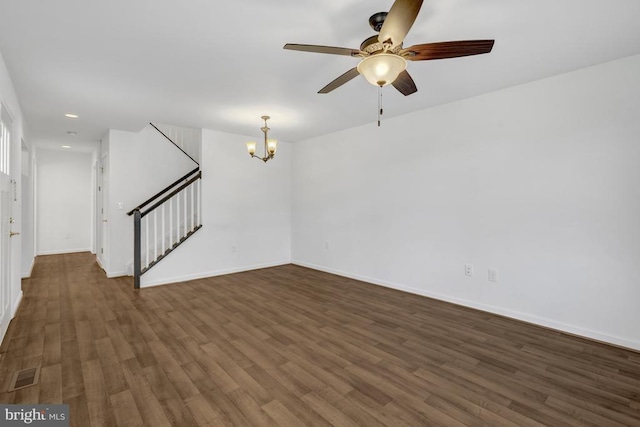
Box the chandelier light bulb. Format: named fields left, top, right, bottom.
left=267, top=139, right=278, bottom=156
left=246, top=141, right=257, bottom=156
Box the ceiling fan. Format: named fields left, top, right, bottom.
left=284, top=0, right=495, bottom=96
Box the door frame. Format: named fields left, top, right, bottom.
left=0, top=101, right=15, bottom=342
left=96, top=152, right=108, bottom=271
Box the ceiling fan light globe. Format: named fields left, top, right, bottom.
left=357, top=53, right=407, bottom=87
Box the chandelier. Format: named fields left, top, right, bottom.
left=246, top=116, right=278, bottom=163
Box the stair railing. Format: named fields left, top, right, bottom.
left=127, top=167, right=202, bottom=289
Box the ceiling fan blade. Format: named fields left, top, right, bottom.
left=392, top=70, right=417, bottom=96
left=378, top=0, right=424, bottom=49
left=284, top=43, right=361, bottom=57
left=318, top=67, right=360, bottom=94
left=403, top=40, right=495, bottom=61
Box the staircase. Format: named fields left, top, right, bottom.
left=127, top=123, right=202, bottom=288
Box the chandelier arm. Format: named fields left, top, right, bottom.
left=250, top=154, right=273, bottom=163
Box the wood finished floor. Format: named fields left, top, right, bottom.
left=1, top=253, right=640, bottom=426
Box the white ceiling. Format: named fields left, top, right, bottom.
left=1, top=0, right=639, bottom=147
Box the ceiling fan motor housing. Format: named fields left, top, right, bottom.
left=369, top=12, right=388, bottom=32
left=360, top=35, right=403, bottom=55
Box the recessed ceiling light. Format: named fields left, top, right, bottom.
left=61, top=145, right=71, bottom=149
left=67, top=131, right=77, bottom=136
left=65, top=113, right=78, bottom=119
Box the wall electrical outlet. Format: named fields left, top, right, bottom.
left=488, top=269, right=498, bottom=282
left=465, top=264, right=473, bottom=277
left=325, top=241, right=330, bottom=250
left=231, top=245, right=237, bottom=253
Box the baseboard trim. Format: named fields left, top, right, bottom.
left=37, top=248, right=92, bottom=256
left=140, top=261, right=292, bottom=288
left=0, top=291, right=23, bottom=349
left=106, top=271, right=128, bottom=279
left=21, top=258, right=35, bottom=279
left=11, top=291, right=23, bottom=318
left=0, top=317, right=10, bottom=351
left=292, top=260, right=640, bottom=353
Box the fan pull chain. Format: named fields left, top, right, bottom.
left=378, top=85, right=383, bottom=127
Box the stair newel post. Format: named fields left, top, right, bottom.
left=133, top=208, right=142, bottom=289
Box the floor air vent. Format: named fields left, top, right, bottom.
left=8, top=366, right=40, bottom=392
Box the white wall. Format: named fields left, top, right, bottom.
left=36, top=149, right=93, bottom=254
left=292, top=54, right=640, bottom=350
left=104, top=126, right=198, bottom=276
left=141, top=129, right=292, bottom=287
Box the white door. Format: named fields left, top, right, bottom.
left=0, top=179, right=11, bottom=338
left=0, top=107, right=12, bottom=339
